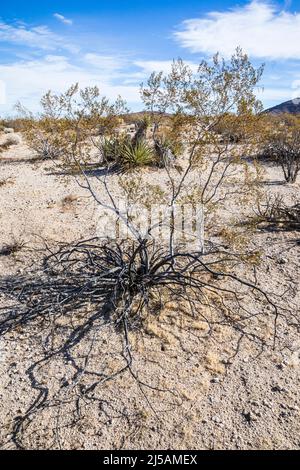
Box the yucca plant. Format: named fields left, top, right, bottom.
left=154, top=137, right=177, bottom=168
left=131, top=115, right=151, bottom=147
left=121, top=140, right=154, bottom=167
left=101, top=135, right=130, bottom=164
left=101, top=137, right=120, bottom=162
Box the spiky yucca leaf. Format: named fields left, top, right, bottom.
left=102, top=136, right=130, bottom=163
left=121, top=141, right=154, bottom=167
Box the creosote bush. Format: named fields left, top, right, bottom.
left=4, top=134, right=21, bottom=146
left=261, top=114, right=300, bottom=183
left=16, top=84, right=128, bottom=170
left=1, top=48, right=295, bottom=449
left=250, top=194, right=300, bottom=231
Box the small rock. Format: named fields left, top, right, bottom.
left=263, top=400, right=272, bottom=408
left=287, top=404, right=299, bottom=411
left=211, top=377, right=220, bottom=384
left=271, top=385, right=287, bottom=393
left=243, top=410, right=257, bottom=423
left=212, top=416, right=221, bottom=423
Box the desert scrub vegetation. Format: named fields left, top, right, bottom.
left=16, top=85, right=128, bottom=169
left=100, top=118, right=157, bottom=168
left=260, top=114, right=300, bottom=183
left=249, top=194, right=300, bottom=232
left=3, top=134, right=21, bottom=146
left=0, top=132, right=21, bottom=153
left=60, top=194, right=80, bottom=212
left=0, top=48, right=296, bottom=449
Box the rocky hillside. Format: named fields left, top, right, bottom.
left=264, top=98, right=300, bottom=115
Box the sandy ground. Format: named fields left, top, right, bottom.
left=0, top=134, right=299, bottom=450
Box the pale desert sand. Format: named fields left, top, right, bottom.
left=0, top=134, right=299, bottom=450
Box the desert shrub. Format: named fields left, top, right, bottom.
left=4, top=134, right=21, bottom=146
left=153, top=136, right=178, bottom=168
left=0, top=134, right=21, bottom=153
left=252, top=194, right=300, bottom=231
left=101, top=135, right=130, bottom=164
left=1, top=118, right=30, bottom=133
left=131, top=115, right=151, bottom=146
left=262, top=114, right=300, bottom=182
left=16, top=85, right=128, bottom=170
left=121, top=140, right=154, bottom=167
left=257, top=142, right=274, bottom=161
left=212, top=113, right=245, bottom=143
left=28, top=131, right=63, bottom=160
left=2, top=50, right=294, bottom=451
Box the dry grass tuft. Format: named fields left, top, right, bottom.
left=61, top=194, right=79, bottom=211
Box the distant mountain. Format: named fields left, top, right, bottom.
left=264, top=98, right=300, bottom=115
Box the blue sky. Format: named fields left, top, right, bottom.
left=1, top=0, right=300, bottom=114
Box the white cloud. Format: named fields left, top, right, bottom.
left=0, top=55, right=140, bottom=113
left=0, top=53, right=291, bottom=113
left=256, top=86, right=293, bottom=102
left=84, top=53, right=127, bottom=72
left=134, top=60, right=178, bottom=74
left=174, top=1, right=300, bottom=59
left=0, top=21, right=77, bottom=52
left=134, top=59, right=198, bottom=74
left=53, top=13, right=73, bottom=26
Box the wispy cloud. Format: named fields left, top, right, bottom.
left=174, top=1, right=300, bottom=60
left=84, top=53, right=127, bottom=72
left=0, top=20, right=77, bottom=52
left=134, top=60, right=199, bottom=75
left=0, top=54, right=140, bottom=113
left=256, top=86, right=293, bottom=103
left=53, top=13, right=73, bottom=26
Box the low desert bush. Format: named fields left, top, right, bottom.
left=0, top=134, right=21, bottom=153
left=3, top=127, right=14, bottom=134
left=0, top=118, right=30, bottom=132
left=16, top=85, right=128, bottom=170
left=154, top=137, right=177, bottom=168
left=30, top=134, right=63, bottom=160
left=262, top=114, right=300, bottom=183
left=4, top=134, right=21, bottom=146
left=251, top=194, right=300, bottom=231
left=101, top=135, right=130, bottom=164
